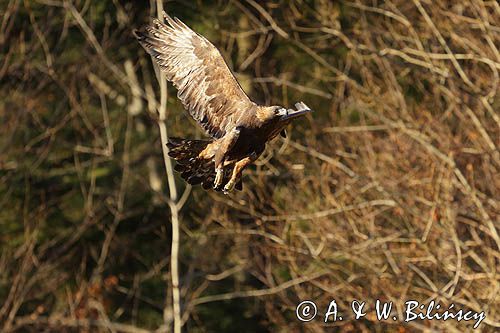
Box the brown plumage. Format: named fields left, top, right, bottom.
left=135, top=12, right=313, bottom=193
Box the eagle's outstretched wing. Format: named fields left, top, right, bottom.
left=135, top=12, right=255, bottom=139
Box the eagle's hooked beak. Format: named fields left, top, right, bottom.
left=279, top=101, right=313, bottom=120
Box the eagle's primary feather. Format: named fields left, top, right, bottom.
left=135, top=12, right=312, bottom=193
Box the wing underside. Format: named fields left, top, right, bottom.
left=135, top=12, right=255, bottom=138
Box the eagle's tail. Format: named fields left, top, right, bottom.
left=166, top=137, right=242, bottom=191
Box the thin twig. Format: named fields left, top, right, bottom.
left=152, top=2, right=181, bottom=333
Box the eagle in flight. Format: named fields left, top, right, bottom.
left=135, top=12, right=312, bottom=193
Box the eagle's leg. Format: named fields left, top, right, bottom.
left=213, top=127, right=241, bottom=190
left=223, top=152, right=257, bottom=193
left=214, top=169, right=224, bottom=190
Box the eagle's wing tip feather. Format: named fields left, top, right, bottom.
left=132, top=29, right=143, bottom=40
left=162, top=11, right=171, bottom=20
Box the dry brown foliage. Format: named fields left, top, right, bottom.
left=0, top=0, right=498, bottom=332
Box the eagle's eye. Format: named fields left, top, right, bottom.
left=274, top=107, right=287, bottom=117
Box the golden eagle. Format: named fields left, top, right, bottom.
left=135, top=12, right=312, bottom=193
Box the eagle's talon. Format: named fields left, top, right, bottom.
left=213, top=168, right=224, bottom=189
left=223, top=180, right=235, bottom=193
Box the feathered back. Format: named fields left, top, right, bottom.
left=135, top=12, right=256, bottom=139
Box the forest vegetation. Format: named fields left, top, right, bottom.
left=1, top=0, right=499, bottom=332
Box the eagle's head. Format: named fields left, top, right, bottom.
left=257, top=102, right=313, bottom=138
left=273, top=102, right=313, bottom=121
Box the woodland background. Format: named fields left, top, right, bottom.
left=1, top=0, right=499, bottom=332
